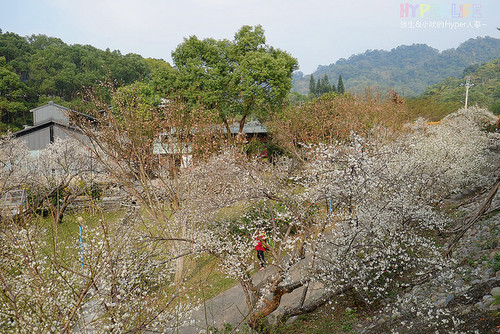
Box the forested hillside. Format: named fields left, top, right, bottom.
left=403, top=57, right=500, bottom=121
left=423, top=58, right=500, bottom=112
left=2, top=28, right=499, bottom=134
left=292, top=36, right=500, bottom=96
left=0, top=29, right=158, bottom=132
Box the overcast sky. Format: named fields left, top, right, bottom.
left=1, top=0, right=499, bottom=74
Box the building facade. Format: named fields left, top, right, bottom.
left=11, top=101, right=86, bottom=153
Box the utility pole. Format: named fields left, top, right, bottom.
left=461, top=76, right=474, bottom=110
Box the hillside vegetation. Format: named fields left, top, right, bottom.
left=423, top=58, right=500, bottom=112
left=0, top=26, right=297, bottom=135
left=2, top=28, right=499, bottom=134
left=0, top=29, right=157, bottom=132
left=292, top=36, right=500, bottom=97
left=403, top=57, right=500, bottom=122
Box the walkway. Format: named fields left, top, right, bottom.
left=178, top=259, right=325, bottom=333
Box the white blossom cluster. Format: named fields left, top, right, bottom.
left=0, top=135, right=31, bottom=195
left=0, top=225, right=76, bottom=333
left=190, top=108, right=499, bottom=327
left=33, top=138, right=95, bottom=193
left=303, top=108, right=498, bottom=319
left=374, top=267, right=467, bottom=333
left=0, top=213, right=193, bottom=333
left=77, top=218, right=189, bottom=333
left=0, top=136, right=103, bottom=224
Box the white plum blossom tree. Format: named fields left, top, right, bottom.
left=1, top=103, right=497, bottom=333
left=0, top=135, right=31, bottom=220
left=0, top=135, right=30, bottom=194
left=189, top=107, right=500, bottom=330
left=33, top=137, right=94, bottom=224
left=0, top=209, right=193, bottom=333
left=283, top=107, right=499, bottom=325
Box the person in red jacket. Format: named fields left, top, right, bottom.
left=255, top=231, right=267, bottom=271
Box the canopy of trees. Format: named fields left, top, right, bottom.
left=0, top=26, right=297, bottom=135
left=309, top=74, right=336, bottom=97
left=169, top=25, right=298, bottom=133
left=0, top=30, right=152, bottom=132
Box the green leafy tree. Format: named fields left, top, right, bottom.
left=0, top=30, right=158, bottom=128
left=337, top=74, right=345, bottom=94
left=309, top=74, right=336, bottom=98
left=309, top=74, right=316, bottom=97
left=27, top=34, right=66, bottom=50
left=0, top=57, right=28, bottom=129
left=170, top=25, right=298, bottom=134
left=320, top=74, right=328, bottom=95
left=320, top=74, right=335, bottom=95
left=329, top=74, right=337, bottom=93
left=0, top=31, right=32, bottom=62
left=28, top=44, right=75, bottom=99
left=106, top=51, right=150, bottom=85
left=288, top=91, right=309, bottom=106
left=144, top=57, right=176, bottom=95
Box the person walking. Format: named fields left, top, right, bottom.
left=255, top=231, right=267, bottom=271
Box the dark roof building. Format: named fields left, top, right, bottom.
left=11, top=101, right=87, bottom=152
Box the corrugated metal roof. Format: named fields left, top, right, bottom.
left=227, top=120, right=268, bottom=134
left=29, top=100, right=71, bottom=113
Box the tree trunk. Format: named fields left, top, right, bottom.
left=238, top=112, right=248, bottom=135
left=277, top=285, right=354, bottom=325
left=248, top=280, right=304, bottom=332
left=223, top=119, right=232, bottom=143
left=173, top=223, right=188, bottom=284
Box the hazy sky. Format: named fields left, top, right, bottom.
left=1, top=0, right=499, bottom=73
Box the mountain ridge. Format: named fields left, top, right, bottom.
left=292, top=36, right=500, bottom=96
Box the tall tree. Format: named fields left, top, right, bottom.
left=170, top=25, right=298, bottom=134
left=320, top=74, right=330, bottom=95
left=337, top=74, right=345, bottom=94
left=329, top=75, right=337, bottom=93
left=309, top=74, right=316, bottom=97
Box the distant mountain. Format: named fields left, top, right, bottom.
left=292, top=36, right=500, bottom=96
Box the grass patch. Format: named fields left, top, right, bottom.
left=35, top=209, right=126, bottom=262
left=272, top=290, right=381, bottom=334
left=183, top=254, right=238, bottom=301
